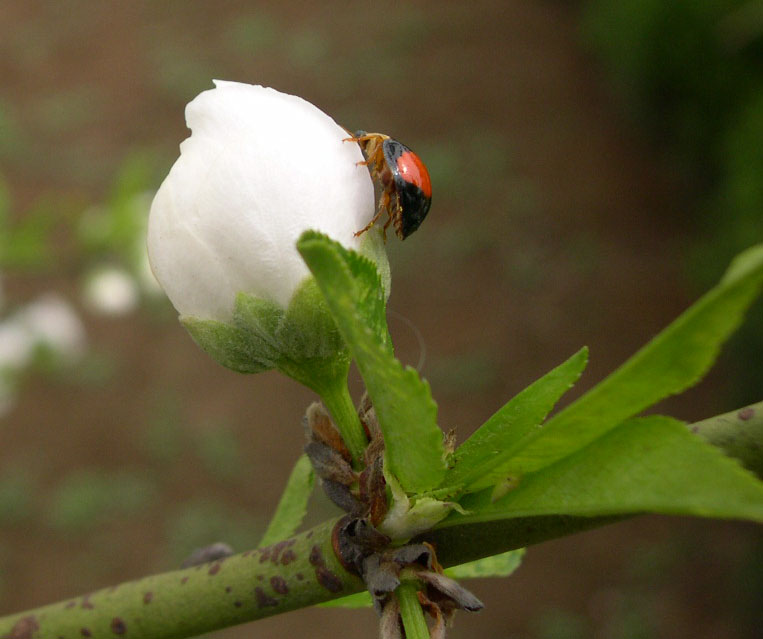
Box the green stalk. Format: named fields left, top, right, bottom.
left=396, top=582, right=429, bottom=639
left=319, top=377, right=368, bottom=465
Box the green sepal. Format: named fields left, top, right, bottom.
left=279, top=278, right=347, bottom=362
left=181, top=277, right=351, bottom=392
left=181, top=315, right=274, bottom=374
left=230, top=292, right=285, bottom=367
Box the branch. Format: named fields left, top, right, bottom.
left=1, top=402, right=761, bottom=639
left=0, top=520, right=362, bottom=639
left=689, top=400, right=763, bottom=477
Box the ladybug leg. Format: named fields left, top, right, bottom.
left=357, top=144, right=384, bottom=168
left=382, top=195, right=403, bottom=242
left=354, top=191, right=391, bottom=238
left=343, top=134, right=377, bottom=160
left=353, top=209, right=384, bottom=238
left=382, top=209, right=394, bottom=242
left=389, top=195, right=407, bottom=241
left=346, top=137, right=384, bottom=168
left=343, top=133, right=377, bottom=143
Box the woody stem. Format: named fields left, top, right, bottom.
left=0, top=520, right=363, bottom=639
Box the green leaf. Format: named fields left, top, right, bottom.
left=444, top=548, right=525, bottom=579
left=317, top=590, right=373, bottom=609
left=258, top=455, right=315, bottom=547
left=442, top=348, right=588, bottom=493
left=298, top=231, right=445, bottom=492
left=319, top=548, right=525, bottom=609
left=301, top=234, right=390, bottom=348
left=499, top=244, right=763, bottom=476
left=451, top=416, right=763, bottom=524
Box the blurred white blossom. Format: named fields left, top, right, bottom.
left=0, top=317, right=36, bottom=370
left=19, top=293, right=86, bottom=362
left=84, top=267, right=140, bottom=316
left=0, top=292, right=86, bottom=417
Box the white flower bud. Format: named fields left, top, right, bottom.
left=147, top=80, right=376, bottom=322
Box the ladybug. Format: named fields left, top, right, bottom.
left=344, top=131, right=432, bottom=240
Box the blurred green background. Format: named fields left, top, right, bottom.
left=0, top=1, right=761, bottom=638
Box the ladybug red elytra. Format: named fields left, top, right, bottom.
left=344, top=130, right=432, bottom=240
